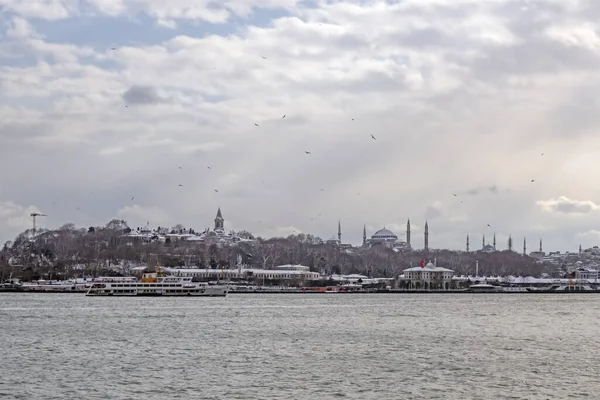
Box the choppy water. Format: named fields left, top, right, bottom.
left=0, top=294, right=598, bottom=399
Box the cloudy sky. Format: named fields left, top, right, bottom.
left=1, top=0, right=600, bottom=252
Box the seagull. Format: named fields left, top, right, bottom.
left=531, top=179, right=535, bottom=182
left=262, top=56, right=267, bottom=59
left=320, top=189, right=324, bottom=191
left=178, top=166, right=182, bottom=169
left=131, top=196, right=135, bottom=201
left=453, top=194, right=457, bottom=197
left=541, top=153, right=544, bottom=156
left=178, top=184, right=183, bottom=187
left=352, top=118, right=355, bottom=121
left=305, top=151, right=311, bottom=155
left=111, top=48, right=116, bottom=51
left=125, top=105, right=128, bottom=108
left=207, top=166, right=211, bottom=170
left=254, top=123, right=259, bottom=127
left=214, top=189, right=219, bottom=193
left=487, top=224, right=492, bottom=228
left=282, top=115, right=286, bottom=119
left=371, top=134, right=376, bottom=140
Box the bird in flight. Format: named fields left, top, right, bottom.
left=282, top=115, right=286, bottom=119
left=371, top=134, right=376, bottom=140
left=352, top=118, right=355, bottom=121
left=214, top=189, right=219, bottom=193
left=541, top=153, right=544, bottom=156
left=262, top=56, right=267, bottom=59
left=305, top=151, right=311, bottom=154
left=531, top=179, right=535, bottom=182
left=111, top=48, right=116, bottom=51
left=453, top=194, right=457, bottom=197
left=320, top=189, right=324, bottom=191
left=207, top=166, right=211, bottom=170
left=254, top=123, right=259, bottom=127
left=487, top=224, right=492, bottom=228
left=131, top=196, right=135, bottom=201
left=178, top=166, right=182, bottom=169
left=178, top=184, right=183, bottom=187
left=125, top=105, right=129, bottom=108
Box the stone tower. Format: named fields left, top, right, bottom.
left=424, top=221, right=429, bottom=251
left=214, top=207, right=224, bottom=231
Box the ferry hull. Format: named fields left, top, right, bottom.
left=86, top=287, right=228, bottom=297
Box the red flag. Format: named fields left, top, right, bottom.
left=420, top=260, right=425, bottom=268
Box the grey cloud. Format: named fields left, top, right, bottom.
left=464, top=185, right=500, bottom=196
left=122, top=85, right=169, bottom=105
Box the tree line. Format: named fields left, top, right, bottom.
left=0, top=219, right=546, bottom=281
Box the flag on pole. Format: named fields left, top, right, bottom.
left=420, top=260, right=425, bottom=268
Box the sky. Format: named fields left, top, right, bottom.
left=1, top=0, right=600, bottom=252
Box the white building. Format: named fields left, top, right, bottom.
left=575, top=268, right=599, bottom=281
left=402, top=261, right=454, bottom=290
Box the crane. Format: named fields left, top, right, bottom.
left=30, top=213, right=47, bottom=236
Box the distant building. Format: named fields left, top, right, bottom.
left=575, top=268, right=599, bottom=281
left=123, top=207, right=254, bottom=247
left=402, top=261, right=454, bottom=290
left=364, top=227, right=409, bottom=250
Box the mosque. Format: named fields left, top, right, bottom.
left=328, top=219, right=431, bottom=250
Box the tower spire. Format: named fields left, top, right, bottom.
left=508, top=234, right=512, bottom=251
left=539, top=238, right=542, bottom=252
left=493, top=233, right=496, bottom=249
left=424, top=221, right=429, bottom=251
left=338, top=220, right=342, bottom=242
left=482, top=234, right=485, bottom=248
left=466, top=234, right=470, bottom=252
left=214, top=207, right=224, bottom=231
left=362, top=225, right=367, bottom=246
left=523, top=237, right=527, bottom=255
left=406, top=218, right=411, bottom=248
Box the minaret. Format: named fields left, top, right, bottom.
left=523, top=237, right=527, bottom=255
left=539, top=238, right=542, bottom=252
left=482, top=234, right=485, bottom=248
left=214, top=207, right=224, bottom=231
left=493, top=233, right=496, bottom=250
left=406, top=219, right=411, bottom=248
left=424, top=221, right=429, bottom=251
left=362, top=225, right=367, bottom=246
left=579, top=244, right=582, bottom=254
left=508, top=235, right=513, bottom=251
left=466, top=234, right=470, bottom=252
left=337, top=221, right=342, bottom=242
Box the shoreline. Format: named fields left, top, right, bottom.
left=2, top=289, right=600, bottom=294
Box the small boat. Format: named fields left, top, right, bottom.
left=0, top=279, right=23, bottom=292
left=86, top=264, right=228, bottom=297
left=468, top=283, right=502, bottom=293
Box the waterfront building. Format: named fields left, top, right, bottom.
left=167, top=264, right=320, bottom=283
left=402, top=261, right=454, bottom=290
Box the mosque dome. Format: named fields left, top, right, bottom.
left=371, top=228, right=398, bottom=240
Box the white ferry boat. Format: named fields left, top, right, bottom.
left=85, top=266, right=228, bottom=297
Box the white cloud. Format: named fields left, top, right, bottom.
left=2, top=0, right=600, bottom=252
left=6, top=16, right=35, bottom=38
left=536, top=197, right=600, bottom=214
